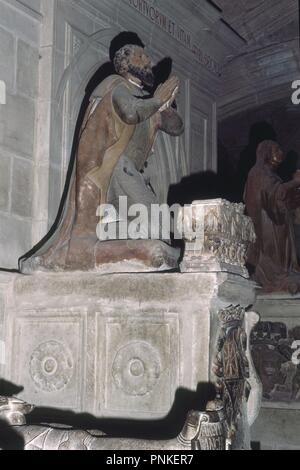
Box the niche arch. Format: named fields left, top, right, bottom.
left=47, top=26, right=187, bottom=226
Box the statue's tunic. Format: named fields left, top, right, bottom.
left=106, top=86, right=160, bottom=229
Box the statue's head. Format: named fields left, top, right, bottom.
left=113, top=44, right=155, bottom=88
left=256, top=140, right=284, bottom=169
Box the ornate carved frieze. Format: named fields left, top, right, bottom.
left=179, top=199, right=256, bottom=276
left=212, top=305, right=251, bottom=443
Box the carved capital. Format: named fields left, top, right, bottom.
left=178, top=199, right=256, bottom=276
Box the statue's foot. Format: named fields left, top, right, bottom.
left=20, top=238, right=180, bottom=273
left=93, top=239, right=180, bottom=273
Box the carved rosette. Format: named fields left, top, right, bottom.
left=212, top=305, right=251, bottom=442
left=178, top=199, right=256, bottom=276
left=111, top=341, right=161, bottom=396
left=29, top=340, right=74, bottom=392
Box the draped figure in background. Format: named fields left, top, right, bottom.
left=244, top=140, right=300, bottom=294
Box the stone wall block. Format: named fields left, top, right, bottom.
left=11, top=157, right=33, bottom=218
left=0, top=152, right=11, bottom=211
left=17, top=39, right=39, bottom=98
left=0, top=93, right=35, bottom=158
left=0, top=215, right=31, bottom=268
left=0, top=26, right=15, bottom=93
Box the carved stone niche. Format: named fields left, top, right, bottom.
left=178, top=199, right=256, bottom=277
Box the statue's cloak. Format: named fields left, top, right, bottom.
left=20, top=75, right=138, bottom=271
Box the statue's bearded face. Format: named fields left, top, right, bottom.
left=127, top=47, right=155, bottom=88
left=270, top=145, right=284, bottom=168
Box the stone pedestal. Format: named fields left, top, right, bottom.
left=0, top=199, right=261, bottom=449
left=0, top=271, right=254, bottom=414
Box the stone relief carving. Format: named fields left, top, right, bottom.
left=251, top=321, right=300, bottom=403
left=103, top=318, right=176, bottom=413
left=179, top=199, right=256, bottom=276
left=112, top=341, right=161, bottom=396
left=30, top=341, right=74, bottom=392
left=212, top=305, right=251, bottom=442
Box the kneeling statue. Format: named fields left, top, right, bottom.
left=20, top=35, right=184, bottom=274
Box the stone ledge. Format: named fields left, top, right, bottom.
left=254, top=292, right=300, bottom=318
left=9, top=270, right=255, bottom=307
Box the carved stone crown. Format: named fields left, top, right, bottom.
left=218, top=305, right=245, bottom=325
